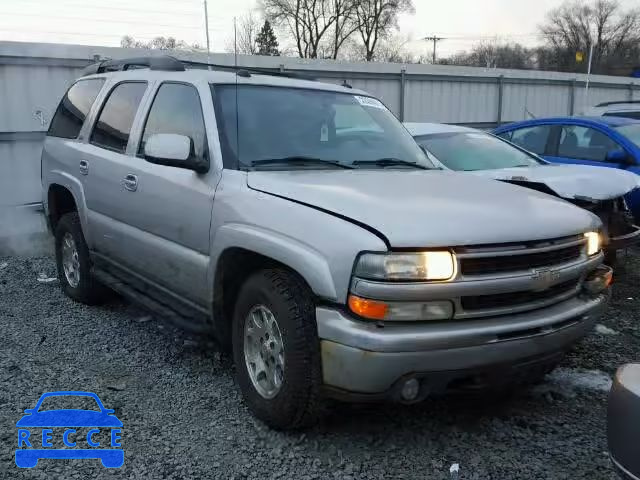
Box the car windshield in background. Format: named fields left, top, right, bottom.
left=212, top=85, right=434, bottom=170
left=615, top=124, right=640, bottom=148
left=415, top=131, right=543, bottom=171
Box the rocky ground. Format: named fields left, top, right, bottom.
left=1, top=249, right=638, bottom=480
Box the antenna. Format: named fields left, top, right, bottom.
left=234, top=16, right=240, bottom=168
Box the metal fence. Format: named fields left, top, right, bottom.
left=1, top=40, right=638, bottom=207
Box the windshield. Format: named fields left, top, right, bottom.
left=615, top=124, right=640, bottom=148
left=37, top=395, right=101, bottom=412
left=414, top=131, right=543, bottom=171
left=212, top=84, right=434, bottom=170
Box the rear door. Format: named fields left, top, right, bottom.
left=103, top=81, right=215, bottom=306
left=544, top=124, right=628, bottom=170
left=81, top=81, right=149, bottom=253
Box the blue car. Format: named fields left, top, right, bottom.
left=493, top=116, right=640, bottom=223
left=15, top=391, right=123, bottom=468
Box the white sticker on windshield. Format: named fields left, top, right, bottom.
left=320, top=124, right=329, bottom=142
left=354, top=95, right=386, bottom=110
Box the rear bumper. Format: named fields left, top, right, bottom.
left=317, top=291, right=609, bottom=397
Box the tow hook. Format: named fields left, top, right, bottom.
left=583, top=265, right=614, bottom=296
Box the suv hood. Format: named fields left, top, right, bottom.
left=247, top=170, right=600, bottom=248
left=465, top=164, right=640, bottom=201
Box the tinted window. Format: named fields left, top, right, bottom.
left=139, top=83, right=206, bottom=159
left=48, top=79, right=105, bottom=139
left=604, top=111, right=640, bottom=120
left=558, top=125, right=620, bottom=161
left=416, top=131, right=542, bottom=171
left=508, top=125, right=552, bottom=155
left=213, top=85, right=432, bottom=170
left=615, top=124, right=640, bottom=148
left=90, top=82, right=147, bottom=153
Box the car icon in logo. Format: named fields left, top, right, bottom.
left=15, top=391, right=123, bottom=468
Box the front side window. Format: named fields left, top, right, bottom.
left=558, top=125, right=620, bottom=161
left=90, top=82, right=147, bottom=153
left=48, top=79, right=105, bottom=139
left=615, top=124, right=640, bottom=149
left=507, top=125, right=552, bottom=155
left=212, top=85, right=433, bottom=170
left=415, top=132, right=542, bottom=171
left=139, top=83, right=207, bottom=160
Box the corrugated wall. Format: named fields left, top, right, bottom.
left=1, top=40, right=638, bottom=206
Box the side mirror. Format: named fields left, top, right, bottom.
left=143, top=133, right=208, bottom=173
left=608, top=364, right=640, bottom=479
left=606, top=149, right=629, bottom=164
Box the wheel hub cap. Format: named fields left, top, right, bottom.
left=243, top=305, right=285, bottom=399
left=61, top=233, right=80, bottom=288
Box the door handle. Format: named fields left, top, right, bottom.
left=123, top=174, right=138, bottom=192
left=79, top=160, right=89, bottom=175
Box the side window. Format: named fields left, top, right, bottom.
left=508, top=125, right=552, bottom=155
left=558, top=125, right=620, bottom=162
left=604, top=111, right=640, bottom=120
left=139, top=83, right=206, bottom=160
left=90, top=82, right=147, bottom=154
left=48, top=79, right=105, bottom=139
left=496, top=130, right=513, bottom=141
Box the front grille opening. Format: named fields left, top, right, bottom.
left=460, top=244, right=582, bottom=276
left=461, top=279, right=579, bottom=311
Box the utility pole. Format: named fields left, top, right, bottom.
left=585, top=43, right=594, bottom=106
left=203, top=0, right=211, bottom=66
left=423, top=36, right=445, bottom=64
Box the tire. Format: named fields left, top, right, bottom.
left=54, top=212, right=111, bottom=305
left=232, top=268, right=324, bottom=430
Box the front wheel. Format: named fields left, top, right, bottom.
left=232, top=269, right=324, bottom=429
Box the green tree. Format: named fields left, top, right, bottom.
left=256, top=20, right=280, bottom=56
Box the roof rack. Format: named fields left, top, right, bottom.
left=80, top=55, right=316, bottom=81
left=181, top=59, right=316, bottom=81
left=596, top=100, right=640, bottom=107
left=81, top=55, right=185, bottom=76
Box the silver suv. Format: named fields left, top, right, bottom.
left=42, top=56, right=612, bottom=429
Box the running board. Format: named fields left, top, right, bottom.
left=92, top=268, right=212, bottom=335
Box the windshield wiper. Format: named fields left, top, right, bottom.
left=351, top=158, right=430, bottom=170
left=250, top=156, right=354, bottom=169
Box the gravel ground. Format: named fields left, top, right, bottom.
left=1, top=249, right=638, bottom=480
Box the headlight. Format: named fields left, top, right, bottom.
left=354, top=252, right=456, bottom=281
left=584, top=231, right=601, bottom=256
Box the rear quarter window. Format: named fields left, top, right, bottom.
left=47, top=79, right=105, bottom=139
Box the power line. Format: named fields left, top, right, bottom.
left=6, top=11, right=202, bottom=30
left=8, top=2, right=202, bottom=16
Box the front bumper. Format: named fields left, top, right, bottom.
left=608, top=223, right=640, bottom=250
left=317, top=291, right=609, bottom=397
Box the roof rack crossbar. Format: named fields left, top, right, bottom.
left=180, top=59, right=316, bottom=81
left=596, top=100, right=640, bottom=107
left=81, top=55, right=185, bottom=76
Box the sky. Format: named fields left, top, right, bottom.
left=1, top=0, right=638, bottom=58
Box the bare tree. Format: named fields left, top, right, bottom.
left=330, top=0, right=359, bottom=59
left=439, top=41, right=534, bottom=69
left=539, top=0, right=640, bottom=74
left=120, top=36, right=200, bottom=50
left=355, top=0, right=414, bottom=61
left=234, top=11, right=261, bottom=54
left=263, top=0, right=344, bottom=58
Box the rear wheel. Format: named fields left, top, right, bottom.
left=232, top=268, right=324, bottom=429
left=54, top=212, right=111, bottom=304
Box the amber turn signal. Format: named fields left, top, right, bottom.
left=348, top=294, right=388, bottom=320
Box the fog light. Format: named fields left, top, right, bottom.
left=400, top=378, right=420, bottom=401
left=583, top=265, right=613, bottom=295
